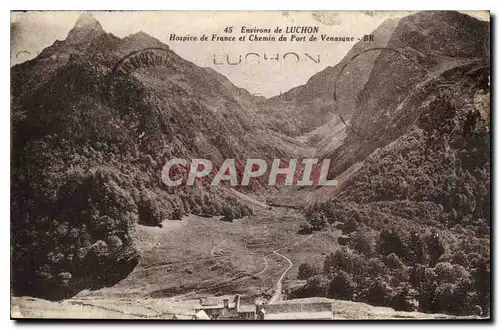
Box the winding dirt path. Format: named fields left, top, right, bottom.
left=269, top=250, right=292, bottom=303
left=253, top=256, right=269, bottom=277
left=268, top=234, right=313, bottom=304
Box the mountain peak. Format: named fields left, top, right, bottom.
left=66, top=12, right=105, bottom=44
left=119, top=31, right=169, bottom=52
left=74, top=12, right=102, bottom=29
left=126, top=31, right=161, bottom=42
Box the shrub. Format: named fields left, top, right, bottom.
left=303, top=275, right=329, bottom=297
left=307, top=211, right=328, bottom=231
left=390, top=285, right=418, bottom=311
left=451, top=250, right=468, bottom=266
left=424, top=232, right=446, bottom=266
left=363, top=278, right=395, bottom=307
left=385, top=253, right=405, bottom=270
left=434, top=262, right=470, bottom=284
left=409, top=264, right=426, bottom=288
left=137, top=194, right=164, bottom=227
left=472, top=257, right=490, bottom=315
left=417, top=268, right=439, bottom=312
left=378, top=229, right=405, bottom=258
left=323, top=247, right=367, bottom=276
left=298, top=263, right=318, bottom=280
left=327, top=270, right=356, bottom=300
left=436, top=279, right=474, bottom=315
left=349, top=227, right=376, bottom=257
left=407, top=230, right=426, bottom=263
left=342, top=217, right=359, bottom=235
left=367, top=257, right=388, bottom=276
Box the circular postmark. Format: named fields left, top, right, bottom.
left=109, top=47, right=173, bottom=78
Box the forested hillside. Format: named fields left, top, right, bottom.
left=295, top=67, right=490, bottom=316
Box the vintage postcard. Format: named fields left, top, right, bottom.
left=11, top=10, right=490, bottom=320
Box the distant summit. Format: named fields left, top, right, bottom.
left=118, top=30, right=169, bottom=52
left=73, top=12, right=102, bottom=29
left=66, top=12, right=105, bottom=44
left=36, top=12, right=106, bottom=59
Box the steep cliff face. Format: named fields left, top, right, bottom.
left=351, top=11, right=489, bottom=143
left=319, top=11, right=490, bottom=178
left=258, top=18, right=400, bottom=136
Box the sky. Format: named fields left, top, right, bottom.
left=10, top=11, right=489, bottom=97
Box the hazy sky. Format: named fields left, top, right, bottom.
left=10, top=11, right=489, bottom=97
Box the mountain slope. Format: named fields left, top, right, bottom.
left=299, top=75, right=490, bottom=316
left=10, top=13, right=301, bottom=300
left=321, top=11, right=490, bottom=178
left=295, top=11, right=490, bottom=316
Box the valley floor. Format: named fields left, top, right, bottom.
left=75, top=198, right=336, bottom=302
left=12, top=190, right=337, bottom=318
left=11, top=195, right=472, bottom=320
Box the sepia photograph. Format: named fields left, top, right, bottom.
left=10, top=9, right=491, bottom=320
